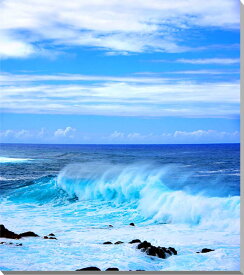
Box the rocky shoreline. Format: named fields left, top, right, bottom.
left=0, top=223, right=216, bottom=271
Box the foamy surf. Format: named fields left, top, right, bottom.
left=0, top=144, right=240, bottom=271
left=0, top=156, right=32, bottom=163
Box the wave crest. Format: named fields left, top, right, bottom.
left=57, top=163, right=240, bottom=231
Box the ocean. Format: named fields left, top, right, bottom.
left=0, top=143, right=240, bottom=271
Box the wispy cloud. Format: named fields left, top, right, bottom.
left=176, top=58, right=240, bottom=65
left=0, top=0, right=239, bottom=58
left=54, top=127, right=76, bottom=138
left=108, top=129, right=240, bottom=143
left=0, top=72, right=240, bottom=118
left=0, top=128, right=239, bottom=144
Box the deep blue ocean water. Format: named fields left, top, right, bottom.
left=0, top=143, right=240, bottom=271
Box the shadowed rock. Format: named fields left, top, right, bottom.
left=105, top=268, right=119, bottom=271
left=19, top=231, right=39, bottom=237
left=129, top=239, right=141, bottom=244
left=43, top=235, right=57, bottom=240
left=1, top=224, right=39, bottom=239
left=168, top=247, right=177, bottom=255
left=0, top=224, right=21, bottom=239
left=76, top=267, right=101, bottom=271
left=197, top=248, right=215, bottom=253
left=137, top=241, right=151, bottom=251
left=114, top=241, right=124, bottom=245
left=136, top=240, right=177, bottom=260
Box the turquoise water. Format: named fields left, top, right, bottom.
left=0, top=144, right=240, bottom=271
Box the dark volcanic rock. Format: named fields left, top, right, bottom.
left=129, top=223, right=135, bottom=226
left=136, top=240, right=177, bottom=260
left=0, top=224, right=39, bottom=239
left=19, top=231, right=39, bottom=237
left=156, top=247, right=166, bottom=259
left=105, top=268, right=119, bottom=271
left=129, top=239, right=141, bottom=244
left=168, top=247, right=177, bottom=255
left=146, top=246, right=157, bottom=256
left=0, top=224, right=20, bottom=239
left=114, top=241, right=124, bottom=245
left=43, top=235, right=57, bottom=240
left=197, top=248, right=215, bottom=253
left=103, top=241, right=113, bottom=244
left=76, top=267, right=101, bottom=271
left=137, top=241, right=151, bottom=251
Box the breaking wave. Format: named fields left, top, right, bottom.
left=5, top=162, right=240, bottom=232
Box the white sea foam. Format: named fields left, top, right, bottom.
left=0, top=156, right=32, bottom=163
left=56, top=163, right=240, bottom=232
left=0, top=162, right=239, bottom=271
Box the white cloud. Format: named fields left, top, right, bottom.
left=54, top=127, right=76, bottom=138
left=0, top=128, right=239, bottom=144
left=167, top=70, right=239, bottom=75
left=0, top=129, right=32, bottom=139
left=176, top=58, right=240, bottom=65
left=110, top=131, right=125, bottom=139
left=107, top=130, right=240, bottom=143
left=0, top=72, right=170, bottom=84
left=173, top=129, right=239, bottom=138
left=0, top=32, right=35, bottom=58
left=0, top=0, right=239, bottom=57
left=0, top=72, right=240, bottom=118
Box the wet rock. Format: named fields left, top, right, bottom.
left=0, top=224, right=39, bottom=239
left=129, top=239, right=141, bottom=244
left=146, top=246, right=157, bottom=256
left=197, top=248, right=215, bottom=253
left=19, top=231, right=39, bottom=237
left=129, top=223, right=135, bottom=226
left=76, top=267, right=101, bottom=271
left=105, top=268, right=119, bottom=271
left=103, top=241, right=113, bottom=244
left=114, top=241, right=124, bottom=245
left=48, top=233, right=55, bottom=236
left=168, top=247, right=177, bottom=255
left=137, top=241, right=151, bottom=251
left=155, top=247, right=166, bottom=259
left=0, top=224, right=21, bottom=239
left=136, top=240, right=177, bottom=260
left=43, top=236, right=57, bottom=240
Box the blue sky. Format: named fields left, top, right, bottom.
left=0, top=0, right=240, bottom=144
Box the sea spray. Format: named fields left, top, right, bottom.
left=56, top=162, right=240, bottom=232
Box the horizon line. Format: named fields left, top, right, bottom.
left=0, top=142, right=240, bottom=146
